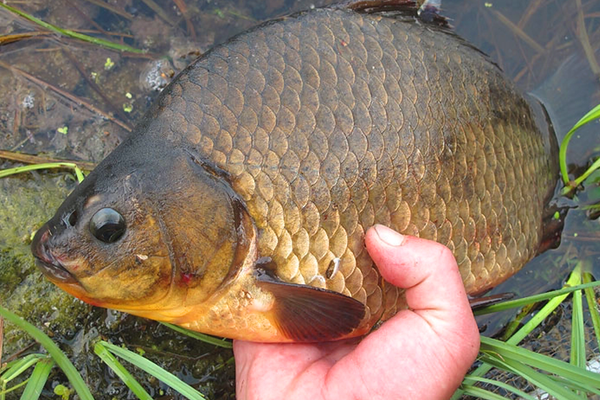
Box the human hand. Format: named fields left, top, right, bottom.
left=234, top=224, right=480, bottom=400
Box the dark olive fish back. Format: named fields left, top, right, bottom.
left=144, top=6, right=557, bottom=326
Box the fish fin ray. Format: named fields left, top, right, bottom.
left=468, top=292, right=515, bottom=310
left=343, top=0, right=449, bottom=27
left=344, top=0, right=418, bottom=13
left=258, top=279, right=366, bottom=342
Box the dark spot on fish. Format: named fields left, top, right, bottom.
left=135, top=254, right=148, bottom=265
left=254, top=257, right=279, bottom=279
left=326, top=258, right=341, bottom=279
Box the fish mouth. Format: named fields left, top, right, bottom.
left=31, top=226, right=78, bottom=285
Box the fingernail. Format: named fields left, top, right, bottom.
left=373, top=224, right=404, bottom=247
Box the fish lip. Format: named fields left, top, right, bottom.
left=31, top=226, right=78, bottom=285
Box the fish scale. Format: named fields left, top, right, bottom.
left=32, top=4, right=558, bottom=342
left=162, top=8, right=553, bottom=319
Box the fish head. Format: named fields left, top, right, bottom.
left=31, top=168, right=170, bottom=308
left=31, top=145, right=256, bottom=322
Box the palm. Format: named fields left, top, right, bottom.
left=234, top=226, right=480, bottom=400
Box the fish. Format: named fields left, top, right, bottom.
left=31, top=1, right=559, bottom=342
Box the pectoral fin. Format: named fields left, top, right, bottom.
left=257, top=278, right=366, bottom=342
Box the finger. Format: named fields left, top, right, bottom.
left=364, top=224, right=470, bottom=318
left=364, top=224, right=479, bottom=367
left=321, top=226, right=479, bottom=399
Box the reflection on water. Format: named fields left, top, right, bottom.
left=0, top=0, right=599, bottom=398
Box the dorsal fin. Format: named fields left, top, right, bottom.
left=346, top=0, right=418, bottom=13
left=343, top=0, right=449, bottom=27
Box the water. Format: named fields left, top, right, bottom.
left=0, top=0, right=599, bottom=398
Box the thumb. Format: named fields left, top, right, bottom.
left=364, top=225, right=479, bottom=346
left=322, top=226, right=479, bottom=400
left=365, top=224, right=470, bottom=316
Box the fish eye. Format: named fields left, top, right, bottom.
left=89, top=208, right=126, bottom=243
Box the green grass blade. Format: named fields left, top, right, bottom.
left=583, top=272, right=600, bottom=350
left=574, top=157, right=600, bottom=187
left=0, top=163, right=85, bottom=183
left=550, top=373, right=600, bottom=396
left=480, top=354, right=580, bottom=400
left=94, top=342, right=152, bottom=400
left=570, top=268, right=585, bottom=370
left=506, top=267, right=582, bottom=345
left=460, top=385, right=512, bottom=400
left=453, top=270, right=584, bottom=400
left=1, top=354, right=46, bottom=382
left=160, top=323, right=233, bottom=348
left=99, top=341, right=205, bottom=400
left=568, top=103, right=600, bottom=136
left=462, top=376, right=537, bottom=400
left=0, top=3, right=145, bottom=53
left=73, top=166, right=85, bottom=183
left=0, top=306, right=94, bottom=400
left=0, top=379, right=30, bottom=397
left=20, top=358, right=54, bottom=400
left=481, top=336, right=600, bottom=388
left=559, top=103, right=600, bottom=186
left=473, top=281, right=600, bottom=315
left=500, top=302, right=535, bottom=341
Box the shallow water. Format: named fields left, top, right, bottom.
left=0, top=0, right=599, bottom=398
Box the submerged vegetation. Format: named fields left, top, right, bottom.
left=560, top=104, right=600, bottom=194
left=1, top=0, right=600, bottom=399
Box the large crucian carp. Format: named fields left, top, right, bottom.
left=32, top=1, right=559, bottom=342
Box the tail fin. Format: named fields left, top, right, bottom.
left=530, top=51, right=600, bottom=251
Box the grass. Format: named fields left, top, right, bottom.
left=559, top=103, right=600, bottom=194
left=453, top=263, right=600, bottom=399
left=0, top=163, right=85, bottom=183
left=159, top=322, right=233, bottom=349
left=95, top=341, right=206, bottom=400
left=0, top=302, right=222, bottom=399
left=0, top=307, right=93, bottom=400
left=0, top=3, right=146, bottom=54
